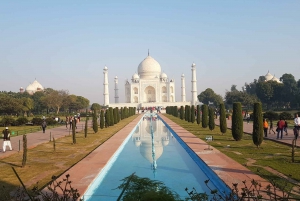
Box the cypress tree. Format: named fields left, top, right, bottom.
left=197, top=105, right=201, bottom=125
left=219, top=103, right=227, bottom=134
left=187, top=106, right=191, bottom=122
left=72, top=120, right=76, bottom=144
left=22, top=134, right=27, bottom=167
left=191, top=105, right=195, bottom=123
left=105, top=109, right=110, bottom=128
left=253, top=102, right=263, bottom=148
left=116, top=107, right=120, bottom=123
left=100, top=110, right=104, bottom=129
left=232, top=102, right=243, bottom=141
left=201, top=104, right=208, bottom=128
left=180, top=106, right=184, bottom=120
left=120, top=107, right=123, bottom=120
left=84, top=114, right=88, bottom=138
left=208, top=107, right=215, bottom=131
left=113, top=108, right=117, bottom=124
left=92, top=109, right=98, bottom=133
left=109, top=107, right=114, bottom=126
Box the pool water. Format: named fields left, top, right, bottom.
left=83, top=114, right=230, bottom=200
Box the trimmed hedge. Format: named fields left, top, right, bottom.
left=208, top=107, right=215, bottom=131
left=232, top=102, right=243, bottom=141
left=201, top=104, right=208, bottom=128
left=252, top=102, right=263, bottom=147
left=219, top=103, right=227, bottom=134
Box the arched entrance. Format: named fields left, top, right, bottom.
left=144, top=86, right=156, bottom=102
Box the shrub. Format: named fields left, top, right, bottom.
left=92, top=110, right=98, bottom=133
left=180, top=106, right=184, bottom=120
left=16, top=117, right=29, bottom=126
left=185, top=105, right=188, bottom=121
left=219, top=103, right=227, bottom=134
left=279, top=112, right=293, bottom=120
left=263, top=111, right=279, bottom=121
left=201, top=105, right=208, bottom=128
left=187, top=106, right=191, bottom=122
left=252, top=102, right=263, bottom=148
left=232, top=102, right=243, bottom=141
left=0, top=117, right=16, bottom=126
left=31, top=117, right=43, bottom=126
left=100, top=110, right=104, bottom=129
left=208, top=107, right=215, bottom=131
left=197, top=105, right=201, bottom=125
left=45, top=118, right=56, bottom=126
left=191, top=105, right=195, bottom=123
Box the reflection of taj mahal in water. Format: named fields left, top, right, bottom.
left=131, top=116, right=172, bottom=168
left=104, top=52, right=199, bottom=108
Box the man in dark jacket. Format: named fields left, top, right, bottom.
left=42, top=120, right=47, bottom=133
left=2, top=127, right=12, bottom=152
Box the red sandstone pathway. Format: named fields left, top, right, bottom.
left=214, top=119, right=299, bottom=147
left=49, top=114, right=274, bottom=199
left=0, top=120, right=91, bottom=159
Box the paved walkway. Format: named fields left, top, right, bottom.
left=215, top=119, right=299, bottom=147
left=0, top=120, right=91, bottom=159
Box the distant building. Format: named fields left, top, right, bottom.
left=20, top=79, right=44, bottom=95
left=264, top=71, right=281, bottom=83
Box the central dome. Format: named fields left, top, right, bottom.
left=138, top=56, right=161, bottom=79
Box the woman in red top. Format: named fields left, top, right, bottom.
left=276, top=118, right=285, bottom=139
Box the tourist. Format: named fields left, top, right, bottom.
left=294, top=114, right=300, bottom=139
left=263, top=119, right=268, bottom=137
left=65, top=116, right=69, bottom=129
left=2, top=127, right=12, bottom=152
left=284, top=119, right=288, bottom=135
left=276, top=118, right=285, bottom=139
left=41, top=120, right=47, bottom=133
left=69, top=117, right=73, bottom=129
left=246, top=113, right=250, bottom=124
left=269, top=119, right=276, bottom=134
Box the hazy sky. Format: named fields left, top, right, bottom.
left=1, top=1, right=299, bottom=105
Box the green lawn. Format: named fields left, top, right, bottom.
left=164, top=114, right=300, bottom=198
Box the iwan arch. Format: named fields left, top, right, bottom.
left=103, top=53, right=198, bottom=108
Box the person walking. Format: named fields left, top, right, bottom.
left=41, top=120, right=47, bottom=133
left=276, top=118, right=285, bottom=140
left=263, top=119, right=269, bottom=137
left=2, top=127, right=12, bottom=152
left=246, top=113, right=250, bottom=124
left=294, top=114, right=300, bottom=139
left=269, top=119, right=276, bottom=134
left=284, top=119, right=288, bottom=135
left=65, top=116, right=69, bottom=129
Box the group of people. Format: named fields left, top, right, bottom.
left=65, top=115, right=80, bottom=129
left=262, top=114, right=300, bottom=140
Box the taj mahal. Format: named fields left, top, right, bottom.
left=104, top=53, right=198, bottom=108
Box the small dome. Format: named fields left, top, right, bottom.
left=181, top=74, right=185, bottom=77
left=132, top=73, right=140, bottom=79
left=265, top=71, right=273, bottom=81
left=104, top=66, right=108, bottom=70
left=115, top=76, right=118, bottom=79
left=138, top=56, right=162, bottom=79
left=31, top=80, right=44, bottom=91
left=160, top=72, right=167, bottom=79
left=191, top=63, right=196, bottom=67
left=271, top=75, right=281, bottom=83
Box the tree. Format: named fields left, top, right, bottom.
left=184, top=105, right=188, bottom=121
left=191, top=105, right=195, bottom=123
left=196, top=105, right=201, bottom=125
left=208, top=107, right=215, bottom=131
left=232, top=102, right=243, bottom=141
left=187, top=106, right=191, bottom=122
left=84, top=114, right=88, bottom=138
left=72, top=120, right=76, bottom=144
left=105, top=109, right=110, bottom=127
left=22, top=135, right=27, bottom=167
left=252, top=102, right=263, bottom=148
left=180, top=106, right=184, bottom=120
left=109, top=107, right=114, bottom=126
left=91, top=103, right=101, bottom=111
left=198, top=88, right=223, bottom=107
left=40, top=90, right=68, bottom=114
left=201, top=104, right=208, bottom=128
left=219, top=103, right=227, bottom=135
left=92, top=109, right=98, bottom=133
left=21, top=97, right=34, bottom=116
left=100, top=110, right=104, bottom=129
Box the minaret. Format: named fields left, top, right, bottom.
left=181, top=74, right=186, bottom=102
left=114, top=76, right=119, bottom=103
left=191, top=63, right=197, bottom=105
left=103, top=66, right=109, bottom=106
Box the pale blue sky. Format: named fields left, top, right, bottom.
left=1, top=1, right=299, bottom=104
